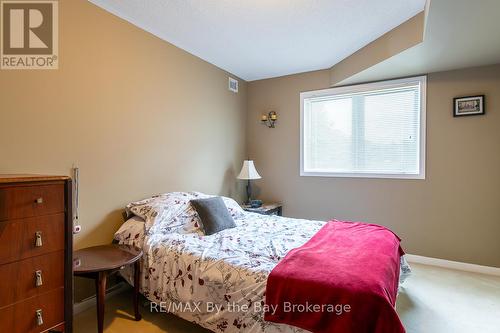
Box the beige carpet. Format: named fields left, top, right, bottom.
left=74, top=263, right=500, bottom=333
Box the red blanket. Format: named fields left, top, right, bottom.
left=264, top=220, right=405, bottom=333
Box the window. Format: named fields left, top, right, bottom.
left=300, top=76, right=426, bottom=179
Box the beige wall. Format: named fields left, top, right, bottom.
left=247, top=64, right=500, bottom=268
left=0, top=1, right=247, bottom=299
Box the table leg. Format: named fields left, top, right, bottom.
left=96, top=271, right=107, bottom=333
left=133, top=260, right=142, bottom=321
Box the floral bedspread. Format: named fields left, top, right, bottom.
left=115, top=192, right=410, bottom=333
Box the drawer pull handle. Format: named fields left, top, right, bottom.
left=35, top=231, right=43, bottom=247
left=35, top=197, right=44, bottom=204
left=35, top=270, right=43, bottom=287
left=36, top=309, right=44, bottom=326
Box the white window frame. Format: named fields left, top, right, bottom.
left=300, top=76, right=426, bottom=179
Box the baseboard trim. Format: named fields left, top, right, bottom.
left=406, top=254, right=500, bottom=276
left=73, top=282, right=130, bottom=315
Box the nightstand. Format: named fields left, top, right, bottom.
left=74, top=244, right=143, bottom=333
left=242, top=203, right=282, bottom=216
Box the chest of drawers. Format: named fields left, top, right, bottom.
left=0, top=175, right=73, bottom=333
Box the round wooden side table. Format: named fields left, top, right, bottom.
left=73, top=244, right=143, bottom=333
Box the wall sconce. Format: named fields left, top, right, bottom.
left=261, top=111, right=278, bottom=128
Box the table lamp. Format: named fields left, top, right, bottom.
left=237, top=160, right=262, bottom=205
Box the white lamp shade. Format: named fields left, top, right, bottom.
left=237, top=160, right=262, bottom=180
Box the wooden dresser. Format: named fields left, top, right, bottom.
left=0, top=175, right=73, bottom=333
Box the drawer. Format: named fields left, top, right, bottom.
left=0, top=287, right=64, bottom=333
left=0, top=184, right=65, bottom=221
left=0, top=214, right=65, bottom=265
left=0, top=251, right=64, bottom=308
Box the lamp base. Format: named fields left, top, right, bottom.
left=245, top=180, right=252, bottom=205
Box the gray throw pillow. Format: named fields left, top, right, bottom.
left=190, top=197, right=236, bottom=235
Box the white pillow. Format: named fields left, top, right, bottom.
left=114, top=215, right=145, bottom=247
left=126, top=191, right=195, bottom=232
left=125, top=191, right=244, bottom=235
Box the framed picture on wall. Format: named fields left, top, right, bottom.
left=453, top=95, right=485, bottom=117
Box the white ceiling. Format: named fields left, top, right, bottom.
left=341, top=0, right=500, bottom=85
left=89, top=0, right=425, bottom=81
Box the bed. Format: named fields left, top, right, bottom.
left=114, top=192, right=410, bottom=333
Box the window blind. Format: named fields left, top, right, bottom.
left=301, top=76, right=426, bottom=179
